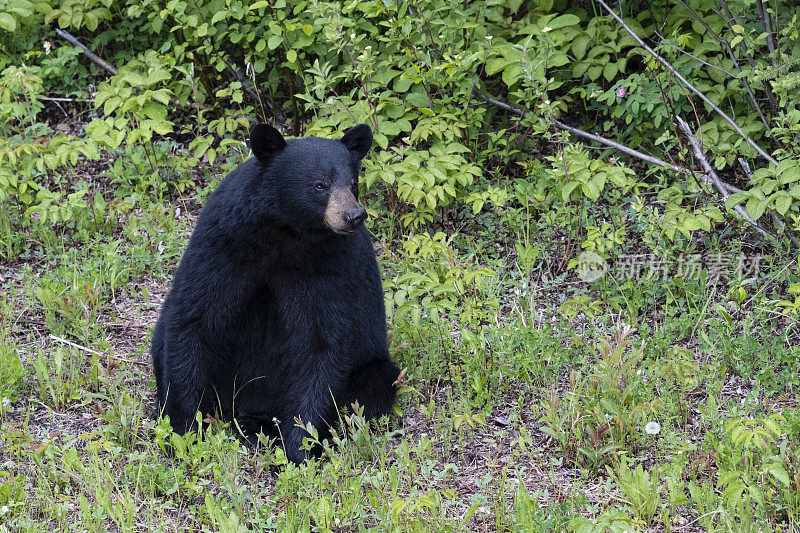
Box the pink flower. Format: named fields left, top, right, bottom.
left=616, top=86, right=626, bottom=98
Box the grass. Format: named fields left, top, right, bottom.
left=0, top=155, right=799, bottom=532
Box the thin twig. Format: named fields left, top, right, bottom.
left=54, top=28, right=117, bottom=75
left=653, top=31, right=737, bottom=78
left=742, top=257, right=797, bottom=308
left=653, top=24, right=774, bottom=139
left=676, top=0, right=778, bottom=113
left=218, top=54, right=266, bottom=110
left=676, top=116, right=773, bottom=241
left=484, top=86, right=795, bottom=248
left=49, top=334, right=149, bottom=366
left=596, top=0, right=778, bottom=166
left=40, top=96, right=91, bottom=102
left=717, top=0, right=754, bottom=66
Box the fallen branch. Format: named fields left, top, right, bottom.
left=479, top=93, right=798, bottom=247
left=676, top=116, right=773, bottom=241
left=49, top=334, right=149, bottom=366
left=54, top=28, right=117, bottom=76
left=595, top=0, right=778, bottom=166
left=476, top=93, right=743, bottom=194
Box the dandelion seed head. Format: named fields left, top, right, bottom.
left=645, top=421, right=661, bottom=435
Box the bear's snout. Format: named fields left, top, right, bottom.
left=324, top=186, right=365, bottom=234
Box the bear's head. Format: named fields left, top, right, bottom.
left=249, top=124, right=373, bottom=235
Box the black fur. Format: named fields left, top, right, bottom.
left=151, top=124, right=399, bottom=464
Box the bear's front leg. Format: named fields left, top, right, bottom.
left=343, top=359, right=400, bottom=419
left=160, top=327, right=207, bottom=436
left=279, top=420, right=323, bottom=465
left=277, top=377, right=340, bottom=464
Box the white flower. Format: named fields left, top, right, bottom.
left=485, top=35, right=493, bottom=40
left=542, top=26, right=552, bottom=32
left=0, top=505, right=9, bottom=515
left=645, top=421, right=661, bottom=435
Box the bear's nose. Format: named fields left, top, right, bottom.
left=346, top=206, right=367, bottom=228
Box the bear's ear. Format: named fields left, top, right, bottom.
left=340, top=123, right=373, bottom=161
left=250, top=124, right=286, bottom=162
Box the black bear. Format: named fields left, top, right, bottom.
left=151, top=123, right=400, bottom=464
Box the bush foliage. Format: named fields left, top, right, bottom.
left=0, top=0, right=799, bottom=256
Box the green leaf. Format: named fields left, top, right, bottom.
left=372, top=68, right=401, bottom=86
left=484, top=57, right=516, bottom=77
left=10, top=0, right=34, bottom=17
left=774, top=193, right=792, bottom=216
left=267, top=35, right=282, bottom=50
left=93, top=192, right=106, bottom=216
left=393, top=76, right=413, bottom=93
left=725, top=191, right=750, bottom=211
left=778, top=164, right=800, bottom=185
left=507, top=0, right=524, bottom=13
left=764, top=463, right=791, bottom=486
left=285, top=49, right=297, bottom=63
left=501, top=64, right=522, bottom=87
left=603, top=62, right=618, bottom=82
left=0, top=13, right=17, bottom=31
left=745, top=197, right=766, bottom=221
left=582, top=179, right=600, bottom=201
left=561, top=181, right=580, bottom=202
left=547, top=14, right=580, bottom=29
left=405, top=90, right=430, bottom=108
left=683, top=216, right=702, bottom=231
left=572, top=35, right=590, bottom=60
left=142, top=102, right=167, bottom=121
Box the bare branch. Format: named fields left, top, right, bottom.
left=54, top=28, right=117, bottom=76
left=677, top=0, right=779, bottom=112
left=480, top=93, right=798, bottom=247
left=476, top=93, right=743, bottom=195
left=654, top=32, right=737, bottom=78
left=756, top=0, right=778, bottom=65
left=50, top=334, right=148, bottom=366
left=595, top=0, right=778, bottom=166
left=652, top=22, right=774, bottom=140
left=39, top=96, right=91, bottom=102
left=676, top=116, right=774, bottom=241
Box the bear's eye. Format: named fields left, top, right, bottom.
left=314, top=181, right=329, bottom=191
